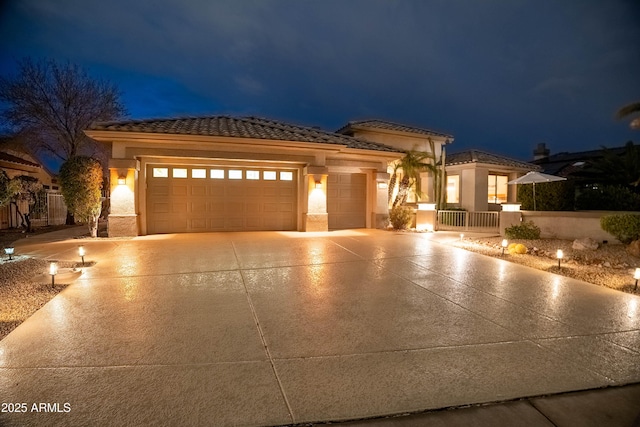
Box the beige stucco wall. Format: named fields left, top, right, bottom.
left=521, top=211, right=623, bottom=243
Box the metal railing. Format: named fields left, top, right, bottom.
left=0, top=192, right=67, bottom=229
left=436, top=210, right=499, bottom=231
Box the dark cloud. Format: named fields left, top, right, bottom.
left=1, top=0, right=639, bottom=160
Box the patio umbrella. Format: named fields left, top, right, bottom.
left=507, top=171, right=566, bottom=211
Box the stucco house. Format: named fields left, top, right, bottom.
left=87, top=116, right=456, bottom=237
left=444, top=150, right=540, bottom=211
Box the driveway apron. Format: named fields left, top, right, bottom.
left=1, top=230, right=639, bottom=426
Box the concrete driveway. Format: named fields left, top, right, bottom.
left=1, top=229, right=640, bottom=426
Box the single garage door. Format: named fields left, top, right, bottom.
left=327, top=173, right=366, bottom=229
left=146, top=165, right=297, bottom=234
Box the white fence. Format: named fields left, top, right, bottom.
left=0, top=192, right=67, bottom=229
left=437, top=210, right=500, bottom=232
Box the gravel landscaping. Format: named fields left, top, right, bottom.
left=450, top=236, right=640, bottom=295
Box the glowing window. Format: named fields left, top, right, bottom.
left=280, top=171, right=293, bottom=181
left=246, top=170, right=260, bottom=180
left=229, top=170, right=242, bottom=180
left=192, top=169, right=206, bottom=179
left=447, top=175, right=460, bottom=203
left=263, top=171, right=277, bottom=180
left=153, top=168, right=168, bottom=178
left=172, top=168, right=188, bottom=178
left=488, top=175, right=508, bottom=203
left=210, top=169, right=224, bottom=179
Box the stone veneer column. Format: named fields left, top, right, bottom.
left=108, top=159, right=139, bottom=237
left=303, top=165, right=328, bottom=232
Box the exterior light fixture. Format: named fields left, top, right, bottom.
left=78, top=245, right=85, bottom=266
left=460, top=233, right=464, bottom=241
left=377, top=182, right=388, bottom=190
left=418, top=203, right=437, bottom=211
left=556, top=249, right=563, bottom=268
left=502, top=204, right=521, bottom=212
left=501, top=239, right=508, bottom=256
left=4, top=247, right=14, bottom=260
left=117, top=175, right=127, bottom=185
left=315, top=180, right=322, bottom=189
left=634, top=268, right=640, bottom=290
left=49, top=261, right=58, bottom=287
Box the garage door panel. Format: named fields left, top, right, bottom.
left=147, top=165, right=297, bottom=234
left=328, top=173, right=366, bottom=230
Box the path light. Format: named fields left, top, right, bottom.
left=78, top=245, right=85, bottom=266
left=634, top=268, right=640, bottom=291
left=4, top=247, right=14, bottom=260
left=556, top=249, right=563, bottom=268
left=501, top=239, right=508, bottom=256
left=49, top=261, right=58, bottom=287
left=460, top=233, right=464, bottom=241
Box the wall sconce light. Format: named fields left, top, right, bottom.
left=4, top=247, right=14, bottom=260
left=315, top=180, right=322, bottom=189
left=501, top=239, right=508, bottom=256
left=556, top=249, right=563, bottom=268
left=78, top=245, right=85, bottom=266
left=634, top=268, right=640, bottom=290
left=377, top=182, right=388, bottom=190
left=117, top=175, right=127, bottom=185
left=49, top=261, right=58, bottom=287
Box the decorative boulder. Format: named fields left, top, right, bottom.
left=627, top=240, right=640, bottom=258
left=572, top=238, right=599, bottom=251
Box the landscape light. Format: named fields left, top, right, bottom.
left=634, top=268, right=640, bottom=291
left=556, top=249, right=563, bottom=268
left=4, top=247, right=14, bottom=260
left=49, top=261, right=58, bottom=287
left=78, top=245, right=85, bottom=266
left=460, top=233, right=464, bottom=241
left=501, top=239, right=508, bottom=256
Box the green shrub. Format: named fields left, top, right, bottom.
left=600, top=214, right=640, bottom=244
left=576, top=185, right=640, bottom=211
left=389, top=205, right=413, bottom=230
left=504, top=221, right=541, bottom=240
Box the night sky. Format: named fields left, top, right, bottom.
left=1, top=0, right=639, bottom=163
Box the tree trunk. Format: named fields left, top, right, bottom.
left=66, top=211, right=75, bottom=225
left=88, top=214, right=98, bottom=238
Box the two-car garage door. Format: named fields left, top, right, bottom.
left=145, top=165, right=367, bottom=234
left=146, top=165, right=297, bottom=234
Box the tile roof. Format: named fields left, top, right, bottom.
left=446, top=150, right=540, bottom=170
left=336, top=119, right=454, bottom=140
left=0, top=151, right=40, bottom=168
left=88, top=116, right=403, bottom=153
left=533, top=146, right=628, bottom=176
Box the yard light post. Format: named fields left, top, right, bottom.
left=49, top=261, right=58, bottom=287
left=78, top=245, right=85, bottom=266
left=4, top=247, right=14, bottom=261
left=556, top=249, right=563, bottom=268
left=501, top=239, right=508, bottom=256
left=634, top=268, right=640, bottom=291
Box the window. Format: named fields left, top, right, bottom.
left=192, top=169, right=206, bottom=179
left=229, top=170, right=242, bottom=180
left=153, top=168, right=169, bottom=178
left=280, top=171, right=293, bottom=181
left=210, top=169, right=224, bottom=179
left=488, top=174, right=508, bottom=203
left=172, top=168, right=187, bottom=178
left=263, top=171, right=277, bottom=180
left=246, top=170, right=260, bottom=180
left=447, top=175, right=460, bottom=203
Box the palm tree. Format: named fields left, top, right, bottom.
left=617, top=101, right=640, bottom=129
left=391, top=150, right=432, bottom=208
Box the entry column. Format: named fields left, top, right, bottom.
left=108, top=159, right=139, bottom=237
left=303, top=165, right=328, bottom=231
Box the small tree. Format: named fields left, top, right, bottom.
left=59, top=156, right=103, bottom=237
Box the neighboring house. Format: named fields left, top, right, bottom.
left=0, top=136, right=63, bottom=229
left=532, top=142, right=629, bottom=177
left=444, top=150, right=540, bottom=211
left=89, top=116, right=443, bottom=236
